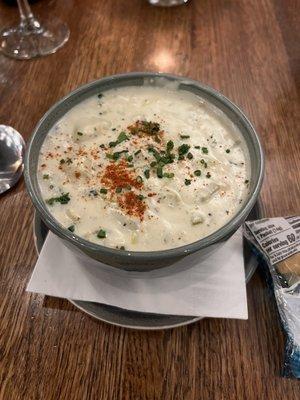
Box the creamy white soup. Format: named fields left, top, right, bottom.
left=38, top=85, right=250, bottom=251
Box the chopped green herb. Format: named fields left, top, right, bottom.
left=166, top=140, right=174, bottom=152
left=202, top=147, right=209, bottom=154
left=97, top=93, right=103, bottom=98
left=144, top=169, right=150, bottom=179
left=194, top=170, right=201, bottom=176
left=178, top=144, right=190, bottom=157
left=120, top=246, right=125, bottom=250
left=99, top=144, right=105, bottom=148
left=185, top=179, right=192, bottom=186
left=136, top=176, right=143, bottom=184
left=206, top=172, right=211, bottom=178
left=194, top=146, right=200, bottom=149
left=97, top=229, right=106, bottom=239
left=163, top=172, right=174, bottom=178
left=245, top=179, right=249, bottom=184
left=60, top=159, right=65, bottom=164
left=117, top=131, right=129, bottom=144
left=77, top=131, right=83, bottom=136
left=116, top=187, right=122, bottom=193
left=187, top=152, right=193, bottom=160
left=49, top=185, right=54, bottom=190
left=137, top=194, right=145, bottom=201
left=109, top=131, right=129, bottom=147
left=180, top=134, right=190, bottom=139
left=157, top=165, right=163, bottom=178
left=43, top=174, right=49, bottom=180
left=126, top=185, right=132, bottom=190
left=106, top=150, right=128, bottom=161
left=134, top=149, right=141, bottom=156
left=66, top=157, right=72, bottom=165
left=127, top=164, right=134, bottom=168
left=126, top=155, right=133, bottom=162
left=226, top=149, right=231, bottom=153
left=46, top=192, right=70, bottom=205
left=100, top=188, right=107, bottom=194
left=150, top=161, right=157, bottom=168
left=200, top=159, right=208, bottom=168
left=68, top=225, right=75, bottom=232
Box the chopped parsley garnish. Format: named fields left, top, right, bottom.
left=136, top=176, right=143, bottom=184
left=66, top=157, right=73, bottom=165
left=157, top=165, right=163, bottom=178
left=126, top=185, right=132, bottom=190
left=245, top=179, right=249, bottom=184
left=77, top=131, right=83, bottom=136
left=206, top=172, right=211, bottom=178
left=68, top=225, right=75, bottom=232
left=180, top=134, right=190, bottom=139
left=109, top=131, right=129, bottom=147
left=178, top=144, right=190, bottom=157
left=226, top=149, right=231, bottom=153
left=194, top=170, right=201, bottom=176
left=137, top=194, right=145, bottom=200
left=134, top=149, right=141, bottom=156
left=43, top=174, right=49, bottom=180
left=150, top=161, right=157, bottom=167
left=106, top=150, right=128, bottom=161
left=163, top=172, right=174, bottom=178
left=200, top=159, right=208, bottom=168
left=60, top=159, right=65, bottom=164
left=194, top=145, right=200, bottom=149
left=100, top=188, right=107, bottom=194
left=49, top=185, right=54, bottom=190
left=166, top=140, right=174, bottom=152
left=97, top=229, right=106, bottom=239
left=46, top=192, right=70, bottom=205
left=202, top=147, right=209, bottom=154
left=185, top=179, right=192, bottom=186
left=187, top=152, right=193, bottom=159
left=144, top=169, right=150, bottom=179
left=97, top=93, right=103, bottom=98
left=99, top=144, right=105, bottom=148
left=126, top=155, right=133, bottom=162
left=116, top=187, right=122, bottom=193
left=120, top=246, right=125, bottom=250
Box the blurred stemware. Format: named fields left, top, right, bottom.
left=0, top=0, right=69, bottom=59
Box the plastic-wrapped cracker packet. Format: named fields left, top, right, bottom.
left=244, top=216, right=300, bottom=379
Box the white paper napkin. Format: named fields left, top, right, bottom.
left=27, top=229, right=248, bottom=319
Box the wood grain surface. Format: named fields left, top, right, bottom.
left=0, top=0, right=299, bottom=399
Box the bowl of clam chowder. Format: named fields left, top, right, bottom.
left=25, top=73, right=264, bottom=270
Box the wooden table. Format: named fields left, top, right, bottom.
left=0, top=0, right=299, bottom=398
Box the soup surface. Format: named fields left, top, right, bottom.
left=38, top=85, right=250, bottom=251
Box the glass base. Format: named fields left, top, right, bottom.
left=0, top=17, right=69, bottom=60
left=148, top=0, right=189, bottom=6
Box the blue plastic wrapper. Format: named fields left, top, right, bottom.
left=244, top=216, right=300, bottom=379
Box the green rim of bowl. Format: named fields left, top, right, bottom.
left=24, top=72, right=264, bottom=262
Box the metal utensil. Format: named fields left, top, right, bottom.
left=0, top=125, right=25, bottom=194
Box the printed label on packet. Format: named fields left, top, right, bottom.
left=245, top=216, right=300, bottom=265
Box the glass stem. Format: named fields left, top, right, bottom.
left=17, top=0, right=41, bottom=31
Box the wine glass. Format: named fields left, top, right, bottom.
left=0, top=0, right=69, bottom=60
